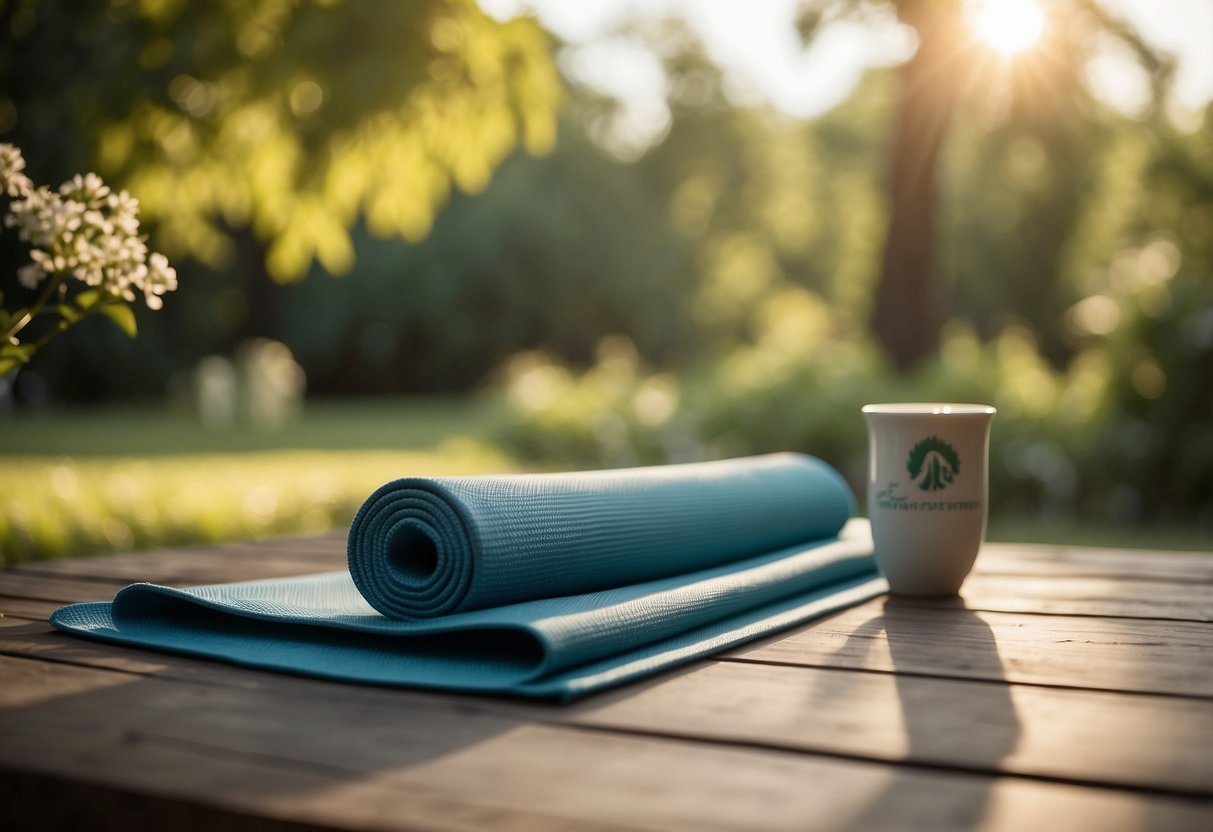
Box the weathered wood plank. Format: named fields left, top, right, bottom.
left=976, top=543, right=1213, bottom=583
left=574, top=660, right=1213, bottom=797
left=3, top=770, right=339, bottom=832
left=0, top=572, right=126, bottom=604
left=4, top=536, right=1211, bottom=831
left=726, top=597, right=1213, bottom=698
left=957, top=574, right=1212, bottom=622
left=0, top=596, right=61, bottom=622
left=0, top=594, right=62, bottom=618
left=6, top=544, right=343, bottom=585
left=1, top=551, right=340, bottom=602
left=244, top=531, right=347, bottom=554
left=1, top=656, right=1208, bottom=832
left=3, top=621, right=1210, bottom=795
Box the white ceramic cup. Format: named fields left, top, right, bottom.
left=862, top=403, right=997, bottom=596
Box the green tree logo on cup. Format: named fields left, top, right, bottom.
left=906, top=436, right=960, bottom=492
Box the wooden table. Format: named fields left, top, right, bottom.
left=2, top=535, right=1211, bottom=831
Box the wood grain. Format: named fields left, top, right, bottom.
left=573, top=660, right=1213, bottom=796
left=2, top=618, right=1209, bottom=795
left=6, top=543, right=343, bottom=585
left=958, top=574, right=1213, bottom=621
left=725, top=597, right=1213, bottom=698
left=2, top=536, right=1211, bottom=831
left=1, top=571, right=126, bottom=604
left=0, top=597, right=61, bottom=622
left=976, top=543, right=1213, bottom=582
left=2, top=656, right=1208, bottom=832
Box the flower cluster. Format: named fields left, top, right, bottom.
left=0, top=143, right=32, bottom=197
left=2, top=145, right=177, bottom=310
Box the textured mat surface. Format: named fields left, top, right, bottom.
left=51, top=454, right=885, bottom=700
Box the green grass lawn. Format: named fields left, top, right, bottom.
left=0, top=398, right=520, bottom=565
left=0, top=396, right=505, bottom=457
left=2, top=399, right=1208, bottom=564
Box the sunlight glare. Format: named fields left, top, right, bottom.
left=972, top=0, right=1046, bottom=57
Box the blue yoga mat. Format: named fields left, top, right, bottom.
left=51, top=454, right=886, bottom=700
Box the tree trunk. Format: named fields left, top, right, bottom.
left=872, top=0, right=965, bottom=372
left=233, top=227, right=284, bottom=341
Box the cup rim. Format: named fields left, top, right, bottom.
left=862, top=402, right=996, bottom=416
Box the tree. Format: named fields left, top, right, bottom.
left=872, top=0, right=963, bottom=371
left=0, top=0, right=560, bottom=283
left=797, top=0, right=1170, bottom=371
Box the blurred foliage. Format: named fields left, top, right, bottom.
left=495, top=296, right=1213, bottom=530
left=276, top=122, right=692, bottom=392
left=1, top=6, right=1211, bottom=542
left=0, top=0, right=559, bottom=280
left=490, top=20, right=1213, bottom=533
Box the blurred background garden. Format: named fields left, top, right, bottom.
left=1, top=0, right=1211, bottom=564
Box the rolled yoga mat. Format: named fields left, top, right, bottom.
left=51, top=453, right=887, bottom=700
left=348, top=453, right=859, bottom=618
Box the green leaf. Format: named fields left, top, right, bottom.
left=0, top=343, right=33, bottom=376
left=98, top=303, right=138, bottom=338
left=57, top=305, right=81, bottom=324
left=76, top=289, right=102, bottom=310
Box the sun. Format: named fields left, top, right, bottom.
left=971, top=0, right=1046, bottom=58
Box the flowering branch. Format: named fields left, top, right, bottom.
left=1, top=143, right=177, bottom=376
left=6, top=272, right=63, bottom=338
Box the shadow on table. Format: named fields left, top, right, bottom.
left=844, top=596, right=1022, bottom=830
left=0, top=620, right=528, bottom=830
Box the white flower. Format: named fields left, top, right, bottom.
left=143, top=252, right=178, bottom=310
left=82, top=208, right=113, bottom=236
left=4, top=145, right=178, bottom=335
left=6, top=185, right=54, bottom=243
left=0, top=143, right=32, bottom=198
left=59, top=172, right=111, bottom=208
left=107, top=189, right=140, bottom=234
left=17, top=263, right=43, bottom=289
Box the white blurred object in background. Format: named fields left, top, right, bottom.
left=193, top=355, right=239, bottom=430
left=236, top=339, right=306, bottom=431
left=175, top=339, right=305, bottom=431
